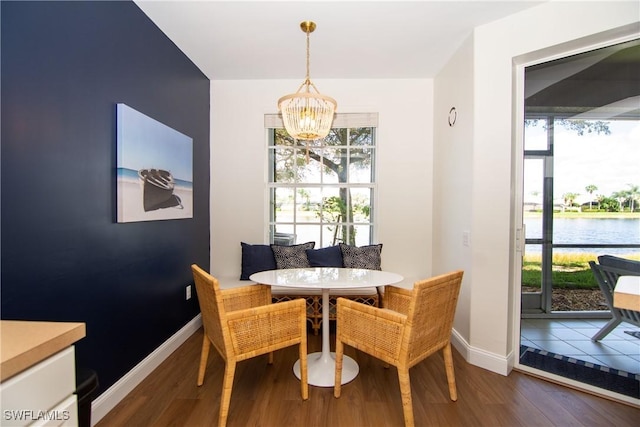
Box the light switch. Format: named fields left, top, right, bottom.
left=462, top=231, right=470, bottom=247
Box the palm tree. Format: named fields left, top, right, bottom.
left=612, top=190, right=627, bottom=212
left=626, top=184, right=639, bottom=212
left=562, top=192, right=579, bottom=209
left=585, top=184, right=597, bottom=210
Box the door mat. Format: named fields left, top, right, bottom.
left=624, top=331, right=640, bottom=339
left=519, top=345, right=639, bottom=398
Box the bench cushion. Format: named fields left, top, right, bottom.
left=218, top=276, right=257, bottom=290
left=270, top=285, right=378, bottom=296
left=219, top=277, right=377, bottom=297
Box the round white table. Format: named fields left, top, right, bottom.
left=250, top=267, right=403, bottom=387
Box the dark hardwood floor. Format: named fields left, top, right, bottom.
left=96, top=327, right=639, bottom=426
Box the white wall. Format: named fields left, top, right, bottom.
left=434, top=0, right=639, bottom=374
left=433, top=35, right=475, bottom=341
left=210, top=79, right=434, bottom=283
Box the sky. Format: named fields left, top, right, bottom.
left=524, top=120, right=640, bottom=205
left=116, top=103, right=193, bottom=182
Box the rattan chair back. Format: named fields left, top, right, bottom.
left=404, top=272, right=463, bottom=368
left=192, top=264, right=229, bottom=359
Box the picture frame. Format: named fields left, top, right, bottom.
left=116, top=103, right=193, bottom=223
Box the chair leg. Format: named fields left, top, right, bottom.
left=268, top=351, right=274, bottom=365
left=218, top=359, right=236, bottom=427
left=334, top=338, right=344, bottom=398
left=443, top=343, right=458, bottom=401
left=299, top=341, right=309, bottom=400
left=197, top=335, right=211, bottom=386
left=591, top=317, right=621, bottom=341
left=397, top=367, right=414, bottom=427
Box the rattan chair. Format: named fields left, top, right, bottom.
left=334, top=270, right=464, bottom=427
left=191, top=264, right=308, bottom=427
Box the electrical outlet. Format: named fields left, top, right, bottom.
left=185, top=284, right=192, bottom=300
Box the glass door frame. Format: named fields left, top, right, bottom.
left=521, top=115, right=555, bottom=314
left=511, top=28, right=640, bottom=384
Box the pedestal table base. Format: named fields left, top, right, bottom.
left=293, top=351, right=359, bottom=387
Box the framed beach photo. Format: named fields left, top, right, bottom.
left=116, top=103, right=193, bottom=223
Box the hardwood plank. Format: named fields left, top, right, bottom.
left=150, top=398, right=199, bottom=427
left=96, top=327, right=640, bottom=427
left=508, top=377, right=585, bottom=426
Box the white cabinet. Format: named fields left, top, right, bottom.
left=0, top=347, right=78, bottom=427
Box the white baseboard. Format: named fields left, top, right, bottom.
left=450, top=328, right=511, bottom=376
left=90, top=314, right=202, bottom=426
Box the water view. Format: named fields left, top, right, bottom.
left=524, top=217, right=640, bottom=256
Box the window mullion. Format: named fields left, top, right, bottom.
left=267, top=122, right=376, bottom=247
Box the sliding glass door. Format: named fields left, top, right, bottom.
left=521, top=39, right=640, bottom=317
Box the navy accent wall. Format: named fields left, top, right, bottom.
left=1, top=1, right=209, bottom=396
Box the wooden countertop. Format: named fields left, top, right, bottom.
left=1, top=320, right=86, bottom=382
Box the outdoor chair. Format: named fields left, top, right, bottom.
left=588, top=255, right=640, bottom=341
left=334, top=270, right=464, bottom=427
left=191, top=264, right=308, bottom=427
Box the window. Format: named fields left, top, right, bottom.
left=265, top=113, right=378, bottom=247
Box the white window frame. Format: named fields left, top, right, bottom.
left=264, top=113, right=379, bottom=247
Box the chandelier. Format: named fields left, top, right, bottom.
left=278, top=21, right=337, bottom=141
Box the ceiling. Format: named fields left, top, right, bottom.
left=526, top=39, right=640, bottom=118
left=135, top=0, right=545, bottom=80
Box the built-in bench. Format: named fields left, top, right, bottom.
left=271, top=286, right=378, bottom=335
left=225, top=241, right=387, bottom=334
left=218, top=277, right=379, bottom=335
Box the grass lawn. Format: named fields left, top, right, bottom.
left=522, top=252, right=640, bottom=289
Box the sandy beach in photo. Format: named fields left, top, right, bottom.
left=117, top=177, right=193, bottom=222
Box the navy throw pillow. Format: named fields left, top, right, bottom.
left=240, top=242, right=276, bottom=280
left=306, top=245, right=344, bottom=267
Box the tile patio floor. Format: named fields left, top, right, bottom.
left=520, top=318, right=640, bottom=374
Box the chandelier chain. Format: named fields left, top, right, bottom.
left=305, top=29, right=311, bottom=88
